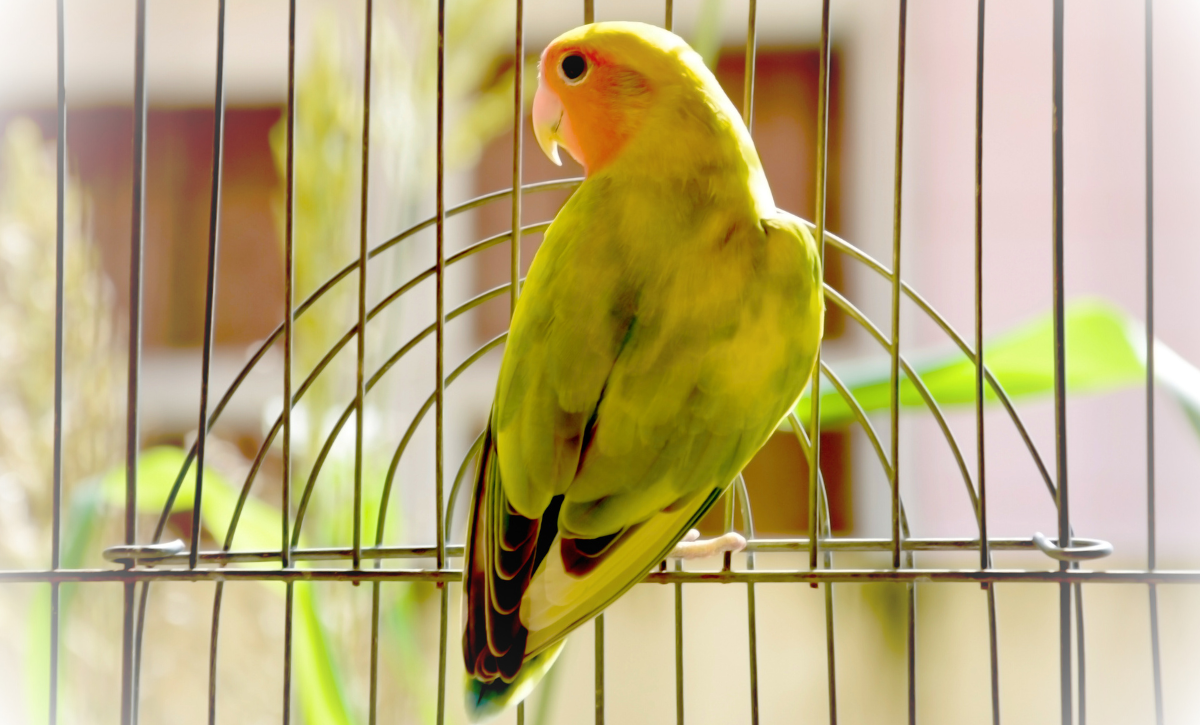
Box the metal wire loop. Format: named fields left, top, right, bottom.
left=103, top=540, right=188, bottom=565
left=1031, top=532, right=1114, bottom=562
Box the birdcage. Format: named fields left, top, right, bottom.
left=1, top=0, right=1198, bottom=723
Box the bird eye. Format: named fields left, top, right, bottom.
left=560, top=54, right=588, bottom=83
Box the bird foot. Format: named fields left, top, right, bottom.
left=669, top=529, right=747, bottom=560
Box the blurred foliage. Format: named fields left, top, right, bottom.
left=0, top=118, right=122, bottom=568
left=1, top=0, right=532, bottom=720
left=691, top=0, right=726, bottom=69
left=0, top=119, right=124, bottom=723
left=100, top=446, right=361, bottom=724
left=256, top=1, right=533, bottom=722
left=792, top=298, right=1200, bottom=435
left=268, top=0, right=527, bottom=436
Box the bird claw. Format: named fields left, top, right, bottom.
left=669, top=529, right=747, bottom=560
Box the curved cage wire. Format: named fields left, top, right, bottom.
left=2, top=0, right=1198, bottom=724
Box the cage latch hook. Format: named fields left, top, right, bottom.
left=102, top=540, right=187, bottom=566
left=1031, top=532, right=1113, bottom=562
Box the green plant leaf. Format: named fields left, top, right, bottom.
left=98, top=446, right=280, bottom=552
left=294, top=583, right=356, bottom=725
left=690, top=0, right=725, bottom=69
left=791, top=297, right=1199, bottom=432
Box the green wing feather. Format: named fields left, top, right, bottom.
left=515, top=202, right=823, bottom=656
left=498, top=184, right=823, bottom=538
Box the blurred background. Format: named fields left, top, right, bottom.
left=0, top=0, right=1198, bottom=723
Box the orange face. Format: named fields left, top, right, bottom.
left=533, top=41, right=651, bottom=175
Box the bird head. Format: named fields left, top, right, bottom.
left=533, top=22, right=708, bottom=175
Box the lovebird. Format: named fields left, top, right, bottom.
left=462, top=21, right=824, bottom=720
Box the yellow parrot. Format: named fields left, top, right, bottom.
left=462, top=21, right=823, bottom=720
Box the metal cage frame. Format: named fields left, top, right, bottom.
left=1, top=1, right=1196, bottom=724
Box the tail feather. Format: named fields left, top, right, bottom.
left=463, top=421, right=554, bottom=717
left=464, top=640, right=565, bottom=723
left=462, top=419, right=727, bottom=721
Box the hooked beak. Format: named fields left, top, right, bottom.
left=532, top=74, right=563, bottom=166
left=532, top=73, right=578, bottom=167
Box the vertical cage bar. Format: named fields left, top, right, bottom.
left=890, top=4, right=914, bottom=716
left=723, top=496, right=735, bottom=572
left=906, top=583, right=916, bottom=725
left=1148, top=584, right=1163, bottom=722
left=818, top=484, right=838, bottom=725
left=595, top=613, right=606, bottom=725
left=889, top=0, right=907, bottom=572
left=665, top=0, right=674, bottom=31
left=51, top=0, right=67, bottom=576
left=512, top=0, right=524, bottom=316
left=278, top=1, right=295, bottom=578
left=434, top=4, right=449, bottom=723
left=365, top=0, right=395, bottom=707
left=189, top=0, right=234, bottom=697
left=282, top=0, right=297, bottom=571
left=121, top=1, right=150, bottom=721
left=204, top=589, right=229, bottom=718
left=436, top=584, right=449, bottom=725
left=49, top=1, right=67, bottom=722
left=1143, top=1, right=1165, bottom=722
left=191, top=0, right=228, bottom=570
left=975, top=7, right=1003, bottom=722
left=207, top=584, right=224, bottom=725
left=1050, top=3, right=1072, bottom=724
left=1051, top=0, right=1068, bottom=559
left=131, top=584, right=150, bottom=725
left=121, top=584, right=137, bottom=725
left=738, top=0, right=757, bottom=686
left=353, top=0, right=376, bottom=572
left=283, top=583, right=294, bottom=725
left=434, top=0, right=447, bottom=573
left=746, top=567, right=760, bottom=725
left=126, top=0, right=148, bottom=554
left=986, top=585, right=1002, bottom=725
left=369, top=583, right=382, bottom=725
left=674, top=560, right=685, bottom=725
left=823, top=569, right=838, bottom=725
left=973, top=0, right=989, bottom=574
left=808, top=0, right=832, bottom=575
left=1074, top=582, right=1087, bottom=723
left=743, top=0, right=757, bottom=131
left=814, top=4, right=839, bottom=717
left=585, top=0, right=594, bottom=25
left=735, top=478, right=760, bottom=725
left=891, top=2, right=913, bottom=720
left=281, top=3, right=298, bottom=720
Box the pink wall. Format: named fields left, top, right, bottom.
left=837, top=0, right=1200, bottom=563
